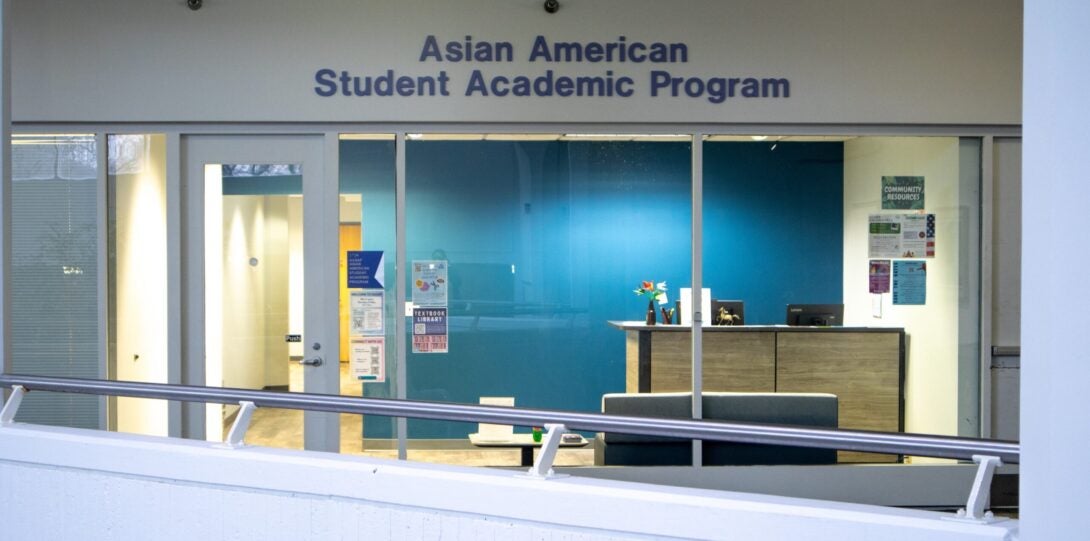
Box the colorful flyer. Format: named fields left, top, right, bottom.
left=350, top=336, right=385, bottom=382
left=881, top=176, right=925, bottom=210
left=411, top=260, right=448, bottom=307
left=868, top=215, right=902, bottom=258
left=412, top=307, right=448, bottom=353
left=869, top=260, right=891, bottom=294
left=892, top=260, right=927, bottom=305
left=349, top=290, right=384, bottom=337
left=869, top=214, right=936, bottom=258
left=900, top=214, right=936, bottom=258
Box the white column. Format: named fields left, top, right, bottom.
left=1022, top=1, right=1090, bottom=537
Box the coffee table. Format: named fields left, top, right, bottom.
left=468, top=432, right=589, bottom=466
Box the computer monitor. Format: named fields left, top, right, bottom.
left=785, top=304, right=843, bottom=326
left=711, top=300, right=745, bottom=326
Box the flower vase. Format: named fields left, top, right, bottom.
left=645, top=300, right=657, bottom=325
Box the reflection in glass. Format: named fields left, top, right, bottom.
left=10, top=134, right=100, bottom=428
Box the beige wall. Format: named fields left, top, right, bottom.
left=843, top=137, right=963, bottom=443
left=206, top=169, right=301, bottom=438
left=113, top=134, right=168, bottom=437
left=220, top=195, right=298, bottom=392
left=10, top=0, right=1022, bottom=125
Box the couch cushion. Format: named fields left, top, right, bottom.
left=597, top=392, right=839, bottom=465
left=601, top=392, right=693, bottom=444
left=703, top=392, right=837, bottom=427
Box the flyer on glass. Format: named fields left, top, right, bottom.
left=349, top=290, right=384, bottom=336
left=350, top=336, right=385, bottom=382
left=411, top=260, right=448, bottom=307
left=412, top=307, right=448, bottom=353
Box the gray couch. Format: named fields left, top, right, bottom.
left=594, top=392, right=838, bottom=466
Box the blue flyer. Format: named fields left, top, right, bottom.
left=892, top=260, right=926, bottom=305
left=347, top=251, right=385, bottom=289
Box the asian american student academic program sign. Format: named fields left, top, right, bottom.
left=313, top=35, right=792, bottom=105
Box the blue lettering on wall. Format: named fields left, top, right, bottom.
left=313, top=69, right=451, bottom=97
left=314, top=68, right=338, bottom=97
left=315, top=35, right=791, bottom=102
left=420, top=35, right=515, bottom=62
left=650, top=71, right=789, bottom=103
left=465, top=69, right=636, bottom=98
left=527, top=35, right=686, bottom=63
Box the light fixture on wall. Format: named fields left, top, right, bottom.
left=544, top=0, right=560, bottom=14
left=187, top=0, right=202, bottom=10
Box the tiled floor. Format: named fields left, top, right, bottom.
left=238, top=362, right=594, bottom=467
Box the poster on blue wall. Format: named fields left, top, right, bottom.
left=347, top=250, right=385, bottom=289
left=892, top=260, right=926, bottom=305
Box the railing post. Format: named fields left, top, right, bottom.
left=948, top=454, right=1004, bottom=523
left=223, top=401, right=257, bottom=448
left=523, top=423, right=568, bottom=480
left=0, top=384, right=25, bottom=425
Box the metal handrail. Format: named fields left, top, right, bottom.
left=0, top=374, right=1019, bottom=464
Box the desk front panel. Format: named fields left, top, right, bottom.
left=644, top=331, right=776, bottom=393
left=776, top=331, right=903, bottom=463
left=617, top=324, right=905, bottom=464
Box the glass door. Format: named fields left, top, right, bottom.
left=182, top=135, right=339, bottom=452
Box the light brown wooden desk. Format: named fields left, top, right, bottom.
left=608, top=321, right=905, bottom=463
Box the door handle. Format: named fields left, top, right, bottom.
left=298, top=356, right=323, bottom=367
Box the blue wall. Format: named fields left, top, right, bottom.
left=702, top=142, right=844, bottom=324
left=339, top=140, right=842, bottom=439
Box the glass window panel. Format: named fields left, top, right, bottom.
left=702, top=135, right=982, bottom=464
left=10, top=134, right=101, bottom=428
left=338, top=137, right=397, bottom=457
left=205, top=163, right=304, bottom=445
left=402, top=137, right=692, bottom=466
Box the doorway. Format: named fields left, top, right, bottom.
left=182, top=135, right=340, bottom=452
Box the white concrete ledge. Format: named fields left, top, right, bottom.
left=0, top=423, right=1018, bottom=540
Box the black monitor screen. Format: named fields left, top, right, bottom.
left=785, top=304, right=843, bottom=326
left=711, top=300, right=745, bottom=325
